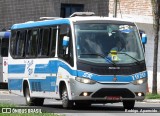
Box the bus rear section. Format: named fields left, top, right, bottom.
left=0, top=31, right=10, bottom=89
left=8, top=14, right=147, bottom=109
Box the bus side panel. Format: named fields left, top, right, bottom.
left=8, top=78, right=23, bottom=90
left=28, top=76, right=57, bottom=92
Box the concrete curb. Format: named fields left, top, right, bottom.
left=143, top=99, right=160, bottom=103
left=0, top=89, right=9, bottom=94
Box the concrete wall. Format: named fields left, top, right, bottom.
left=0, top=0, right=109, bottom=30
left=109, top=0, right=153, bottom=24
left=136, top=23, right=160, bottom=93
left=109, top=0, right=152, bottom=16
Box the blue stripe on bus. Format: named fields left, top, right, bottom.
left=77, top=70, right=132, bottom=82
left=92, top=75, right=132, bottom=82
left=77, top=70, right=148, bottom=82
left=8, top=60, right=77, bottom=75
left=8, top=77, right=57, bottom=92
left=8, top=60, right=147, bottom=82
left=4, top=32, right=11, bottom=38
left=11, top=19, right=70, bottom=29
left=34, top=60, right=77, bottom=75
left=8, top=64, right=26, bottom=73
left=8, top=79, right=23, bottom=90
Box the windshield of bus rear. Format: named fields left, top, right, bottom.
left=75, top=22, right=144, bottom=64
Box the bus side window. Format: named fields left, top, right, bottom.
left=10, top=31, right=17, bottom=58
left=49, top=28, right=57, bottom=57
left=26, top=29, right=38, bottom=58
left=15, top=30, right=26, bottom=58
left=38, top=28, right=51, bottom=57
left=58, top=25, right=74, bottom=66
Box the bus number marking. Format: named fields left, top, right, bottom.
left=132, top=72, right=146, bottom=80
left=82, top=73, right=93, bottom=79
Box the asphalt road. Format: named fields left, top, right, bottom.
left=0, top=91, right=160, bottom=116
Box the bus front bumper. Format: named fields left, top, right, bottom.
left=69, top=78, right=147, bottom=101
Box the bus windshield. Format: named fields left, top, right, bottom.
left=75, top=23, right=144, bottom=64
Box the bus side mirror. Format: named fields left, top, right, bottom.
left=62, top=36, right=70, bottom=47
left=142, top=33, right=147, bottom=44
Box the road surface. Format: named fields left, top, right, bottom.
left=0, top=91, right=160, bottom=115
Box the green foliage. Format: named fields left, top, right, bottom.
left=0, top=113, right=61, bottom=116
left=0, top=103, right=16, bottom=107
left=145, top=93, right=160, bottom=99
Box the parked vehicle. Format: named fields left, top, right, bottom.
left=0, top=31, right=10, bottom=89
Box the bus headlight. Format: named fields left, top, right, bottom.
left=75, top=77, right=96, bottom=84
left=132, top=78, right=147, bottom=85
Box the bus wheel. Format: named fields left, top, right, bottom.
left=123, top=100, right=135, bottom=110
left=25, top=86, right=44, bottom=106
left=61, top=86, right=73, bottom=109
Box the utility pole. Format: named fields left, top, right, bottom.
left=152, top=0, right=160, bottom=94
left=113, top=0, right=118, bottom=17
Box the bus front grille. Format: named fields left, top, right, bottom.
left=91, top=88, right=135, bottom=98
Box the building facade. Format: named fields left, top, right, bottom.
left=109, top=0, right=153, bottom=23
left=0, top=0, right=109, bottom=29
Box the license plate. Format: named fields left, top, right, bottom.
left=106, top=96, right=121, bottom=100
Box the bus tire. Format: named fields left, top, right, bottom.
left=123, top=100, right=135, bottom=110
left=61, top=85, right=73, bottom=109
left=25, top=86, right=44, bottom=106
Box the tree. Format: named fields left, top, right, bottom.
left=152, top=0, right=160, bottom=94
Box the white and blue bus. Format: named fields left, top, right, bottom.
left=0, top=31, right=10, bottom=89
left=8, top=12, right=148, bottom=109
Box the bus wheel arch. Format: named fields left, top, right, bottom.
left=23, top=80, right=44, bottom=106
left=59, top=81, right=73, bottom=108
left=59, top=81, right=66, bottom=99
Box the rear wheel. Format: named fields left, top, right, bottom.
left=123, top=100, right=135, bottom=109
left=25, top=86, right=44, bottom=106
left=61, top=85, right=73, bottom=109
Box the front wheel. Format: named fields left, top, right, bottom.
left=61, top=86, right=73, bottom=109
left=25, top=86, right=44, bottom=106
left=123, top=100, right=135, bottom=110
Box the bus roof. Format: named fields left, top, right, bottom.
left=70, top=16, right=134, bottom=23
left=11, top=16, right=135, bottom=30
left=11, top=19, right=70, bottom=30
left=0, top=31, right=11, bottom=39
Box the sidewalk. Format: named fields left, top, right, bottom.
left=143, top=99, right=160, bottom=103
left=0, top=89, right=9, bottom=94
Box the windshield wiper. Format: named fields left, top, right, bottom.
left=80, top=53, right=117, bottom=66
left=117, top=52, right=141, bottom=65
